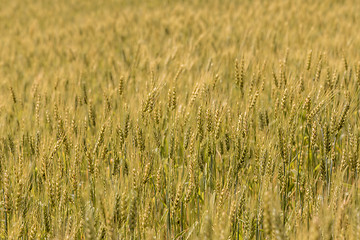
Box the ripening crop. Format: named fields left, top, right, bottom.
left=1, top=0, right=360, bottom=239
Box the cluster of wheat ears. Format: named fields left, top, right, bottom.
left=1, top=0, right=360, bottom=239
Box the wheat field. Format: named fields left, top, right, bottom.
left=1, top=0, right=360, bottom=239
